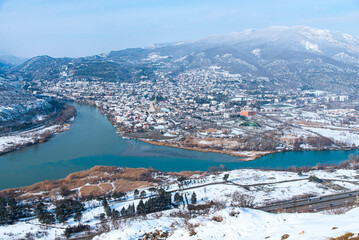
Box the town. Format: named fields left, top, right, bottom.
left=25, top=65, right=359, bottom=160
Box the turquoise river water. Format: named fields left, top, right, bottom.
left=0, top=103, right=358, bottom=190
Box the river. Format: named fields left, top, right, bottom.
left=0, top=103, right=358, bottom=190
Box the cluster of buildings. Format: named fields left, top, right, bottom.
left=24, top=66, right=359, bottom=154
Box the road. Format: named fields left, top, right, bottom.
left=227, top=178, right=309, bottom=189
left=256, top=190, right=359, bottom=212
left=105, top=177, right=358, bottom=211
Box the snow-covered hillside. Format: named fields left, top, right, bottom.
left=95, top=207, right=359, bottom=240
left=0, top=166, right=358, bottom=240
left=0, top=80, right=58, bottom=134
left=189, top=26, right=359, bottom=60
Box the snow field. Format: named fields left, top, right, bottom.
left=0, top=168, right=358, bottom=239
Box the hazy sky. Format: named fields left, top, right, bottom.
left=0, top=0, right=358, bottom=58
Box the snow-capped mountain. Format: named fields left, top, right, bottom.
left=204, top=26, right=359, bottom=67
left=8, top=26, right=359, bottom=94
left=191, top=26, right=359, bottom=55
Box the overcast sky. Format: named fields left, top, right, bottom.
left=0, top=0, right=358, bottom=58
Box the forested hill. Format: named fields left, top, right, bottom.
left=0, top=81, right=59, bottom=134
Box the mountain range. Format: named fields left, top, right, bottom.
left=5, top=26, right=359, bottom=94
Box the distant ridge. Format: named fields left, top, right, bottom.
left=8, top=26, right=359, bottom=94
left=0, top=52, right=26, bottom=66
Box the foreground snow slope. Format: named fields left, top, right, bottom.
left=0, top=167, right=358, bottom=239
left=95, top=207, right=359, bottom=240
left=1, top=206, right=358, bottom=240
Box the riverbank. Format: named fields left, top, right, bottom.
left=70, top=100, right=271, bottom=161
left=137, top=139, right=359, bottom=162
left=0, top=166, right=204, bottom=200
left=103, top=107, right=357, bottom=162
left=0, top=104, right=76, bottom=156
left=52, top=98, right=358, bottom=163
left=1, top=152, right=358, bottom=201
left=140, top=139, right=274, bottom=160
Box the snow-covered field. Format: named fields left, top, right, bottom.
left=0, top=167, right=358, bottom=239
left=178, top=169, right=359, bottom=207
left=304, top=127, right=359, bottom=145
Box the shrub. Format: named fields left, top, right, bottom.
left=213, top=200, right=227, bottom=211
left=230, top=210, right=240, bottom=217
left=231, top=191, right=254, bottom=207
left=309, top=176, right=323, bottom=183
left=189, top=228, right=197, bottom=236
left=281, top=234, right=290, bottom=240
left=63, top=224, right=90, bottom=239
left=24, top=232, right=35, bottom=240
left=188, top=202, right=215, bottom=211
left=184, top=219, right=199, bottom=237
left=142, top=230, right=169, bottom=240
left=330, top=232, right=359, bottom=240
left=212, top=216, right=223, bottom=222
